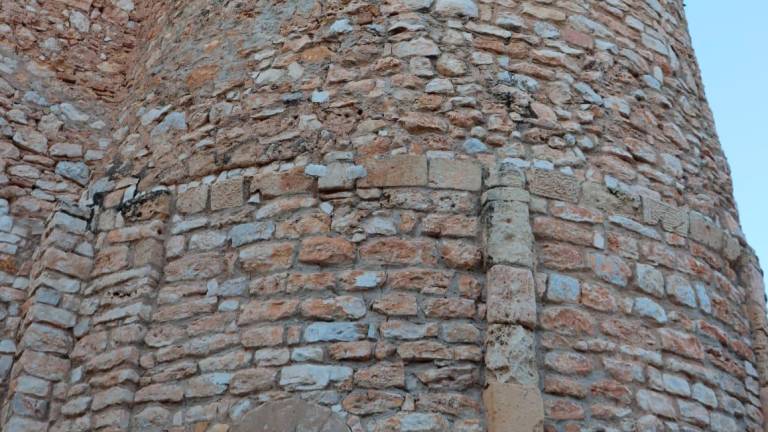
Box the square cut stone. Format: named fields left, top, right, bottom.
left=428, top=159, right=482, bottom=191
left=358, top=155, right=427, bottom=187
left=529, top=169, right=579, bottom=203
left=483, top=382, right=543, bottom=432
left=177, top=185, right=208, bottom=214
left=486, top=265, right=536, bottom=327
left=211, top=178, right=244, bottom=210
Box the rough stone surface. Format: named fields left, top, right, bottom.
left=0, top=1, right=764, bottom=432
left=233, top=399, right=349, bottom=432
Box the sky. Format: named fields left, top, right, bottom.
left=685, top=3, right=768, bottom=286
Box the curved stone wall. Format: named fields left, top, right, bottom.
left=0, top=0, right=766, bottom=431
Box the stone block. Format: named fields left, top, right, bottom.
left=372, top=293, right=418, bottom=316
left=230, top=368, right=276, bottom=394
left=233, top=399, right=348, bottom=432
left=317, top=162, right=367, bottom=191
left=642, top=196, right=689, bottom=235
left=635, top=263, right=664, bottom=297
left=485, top=200, right=533, bottom=267
left=483, top=383, right=544, bottom=432
left=211, top=177, right=245, bottom=210
left=304, top=322, right=367, bottom=342
left=359, top=155, right=428, bottom=188
left=279, top=365, right=353, bottom=390
left=438, top=239, right=482, bottom=270
left=359, top=238, right=436, bottom=266
left=19, top=323, right=73, bottom=354
left=486, top=265, right=536, bottom=327
left=241, top=326, right=284, bottom=348
left=546, top=273, right=581, bottom=303
left=399, top=112, right=449, bottom=133
left=298, top=237, right=355, bottom=266
left=229, top=221, right=275, bottom=247
left=18, top=350, right=70, bottom=381
left=486, top=161, right=526, bottom=188
left=529, top=169, right=580, bottom=203
left=485, top=325, right=538, bottom=385
left=428, top=159, right=482, bottom=191
left=689, top=212, right=724, bottom=250
left=165, top=252, right=225, bottom=282
left=177, top=185, right=208, bottom=214
left=254, top=169, right=315, bottom=198
left=239, top=242, right=295, bottom=273
left=300, top=296, right=366, bottom=321
left=588, top=253, right=631, bottom=287
left=658, top=328, right=704, bottom=360
left=121, top=191, right=171, bottom=222
left=392, top=38, right=441, bottom=58
left=239, top=299, right=299, bottom=324
left=40, top=248, right=92, bottom=278
left=435, top=0, right=479, bottom=17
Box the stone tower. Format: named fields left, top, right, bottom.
left=0, top=0, right=765, bottom=431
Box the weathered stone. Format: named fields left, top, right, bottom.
left=428, top=159, right=482, bottom=191
left=304, top=322, right=367, bottom=342
left=56, top=161, right=90, bottom=185
left=690, top=212, right=724, bottom=250
left=400, top=112, right=450, bottom=133
left=0, top=1, right=763, bottom=431
left=666, top=273, right=697, bottom=308
left=13, top=128, right=48, bottom=153
left=300, top=296, right=366, bottom=320
left=485, top=325, right=538, bottom=385
left=633, top=297, right=667, bottom=323
left=230, top=368, right=276, bottom=394
left=393, top=37, right=440, bottom=57
left=358, top=155, right=428, bottom=188
left=298, top=237, right=355, bottom=265
left=239, top=299, right=299, bottom=323
left=547, top=273, right=581, bottom=303
left=211, top=178, right=245, bottom=210
left=642, top=197, right=689, bottom=235
left=279, top=365, right=353, bottom=390
left=435, top=0, right=478, bottom=17
left=486, top=265, right=536, bottom=327
left=485, top=201, right=534, bottom=267
left=177, top=185, right=208, bottom=214
left=229, top=221, right=275, bottom=247
left=165, top=252, right=225, bottom=281
left=239, top=242, right=295, bottom=273
left=233, top=399, right=349, bottom=432
left=359, top=238, right=436, bottom=266
left=484, top=382, right=544, bottom=432
left=588, top=253, right=631, bottom=287
left=636, top=389, right=675, bottom=418
left=529, top=169, right=580, bottom=202
left=635, top=263, right=664, bottom=297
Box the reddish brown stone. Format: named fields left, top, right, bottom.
left=298, top=237, right=355, bottom=265
left=540, top=307, right=596, bottom=336
left=359, top=238, right=437, bottom=266
left=239, top=242, right=295, bottom=273
left=658, top=328, right=705, bottom=360
left=239, top=299, right=299, bottom=323
left=359, top=155, right=428, bottom=187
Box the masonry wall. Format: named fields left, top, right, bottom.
left=0, top=0, right=766, bottom=431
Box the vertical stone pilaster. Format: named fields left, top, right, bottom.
left=739, top=253, right=768, bottom=431
left=1, top=203, right=93, bottom=432
left=53, top=188, right=170, bottom=432
left=482, top=162, right=544, bottom=432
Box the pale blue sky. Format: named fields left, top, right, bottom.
left=686, top=3, right=768, bottom=284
